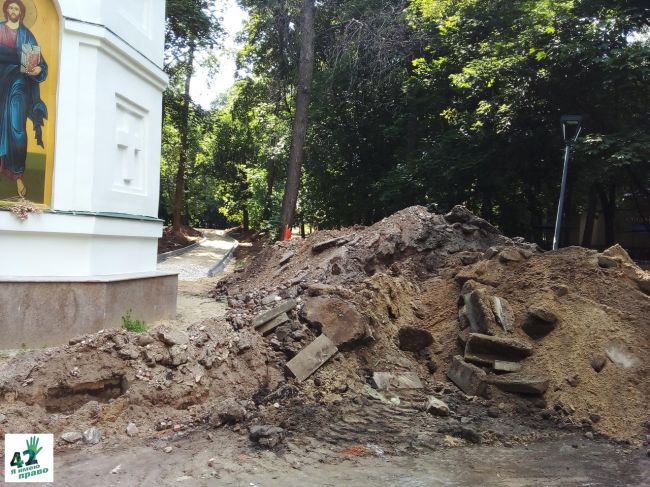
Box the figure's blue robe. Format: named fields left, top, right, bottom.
left=0, top=22, right=47, bottom=181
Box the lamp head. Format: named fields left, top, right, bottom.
left=561, top=115, right=583, bottom=144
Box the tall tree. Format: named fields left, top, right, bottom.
left=164, top=0, right=221, bottom=234
left=278, top=0, right=315, bottom=238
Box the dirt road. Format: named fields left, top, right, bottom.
left=54, top=430, right=649, bottom=486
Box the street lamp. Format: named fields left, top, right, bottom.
left=552, top=115, right=583, bottom=250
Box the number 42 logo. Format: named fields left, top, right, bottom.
left=10, top=436, right=43, bottom=468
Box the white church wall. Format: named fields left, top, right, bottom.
left=0, top=1, right=168, bottom=278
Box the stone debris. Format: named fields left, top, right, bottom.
left=490, top=296, right=514, bottom=332
left=252, top=299, right=298, bottom=328
left=591, top=354, right=607, bottom=373
left=522, top=305, right=558, bottom=339
left=493, top=360, right=522, bottom=373
left=464, top=333, right=533, bottom=361
left=210, top=398, right=247, bottom=427
left=397, top=326, right=434, bottom=352
left=61, top=432, right=83, bottom=444
left=0, top=205, right=647, bottom=453
left=372, top=371, right=424, bottom=391
left=499, top=247, right=522, bottom=263
left=311, top=236, right=349, bottom=253
left=157, top=328, right=189, bottom=346
left=425, top=397, right=450, bottom=417
left=597, top=255, right=619, bottom=268
left=486, top=375, right=549, bottom=395
left=446, top=355, right=487, bottom=397
left=126, top=422, right=138, bottom=437
left=249, top=425, right=285, bottom=448
left=464, top=290, right=499, bottom=335
left=285, top=334, right=338, bottom=382
left=255, top=312, right=290, bottom=335
left=279, top=251, right=295, bottom=266
left=301, top=297, right=369, bottom=349
left=83, top=426, right=102, bottom=445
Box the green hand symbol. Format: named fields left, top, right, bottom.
left=23, top=436, right=42, bottom=466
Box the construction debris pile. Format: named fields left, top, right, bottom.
left=216, top=205, right=650, bottom=443
left=0, top=205, right=648, bottom=452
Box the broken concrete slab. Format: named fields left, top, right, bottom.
left=311, top=236, right=349, bottom=253
left=397, top=326, right=434, bottom=352
left=301, top=297, right=369, bottom=349
left=499, top=247, right=522, bottom=263
left=522, top=305, right=558, bottom=339
left=591, top=354, right=607, bottom=373
left=486, top=375, right=548, bottom=395
left=458, top=306, right=470, bottom=330
left=597, top=255, right=619, bottom=269
left=256, top=312, right=290, bottom=335
left=493, top=360, right=522, bottom=373
left=464, top=289, right=499, bottom=335
left=156, top=328, right=189, bottom=346
left=252, top=299, right=297, bottom=328
left=305, top=283, right=354, bottom=299
left=285, top=334, right=338, bottom=382
left=425, top=397, right=450, bottom=416
left=446, top=355, right=487, bottom=396
left=465, top=333, right=533, bottom=360
left=279, top=251, right=294, bottom=266
left=491, top=296, right=514, bottom=333
left=444, top=205, right=474, bottom=224
left=249, top=425, right=285, bottom=448
left=372, top=371, right=424, bottom=391
left=210, top=398, right=247, bottom=427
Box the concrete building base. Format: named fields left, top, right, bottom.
left=0, top=272, right=178, bottom=349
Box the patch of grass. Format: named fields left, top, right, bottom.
left=121, top=309, right=148, bottom=333
left=233, top=259, right=247, bottom=270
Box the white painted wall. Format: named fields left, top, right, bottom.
left=0, top=1, right=168, bottom=278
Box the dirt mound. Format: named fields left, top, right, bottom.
left=216, top=205, right=650, bottom=443
left=0, top=320, right=284, bottom=442
left=0, top=205, right=647, bottom=452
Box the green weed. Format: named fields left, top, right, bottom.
left=121, top=309, right=148, bottom=333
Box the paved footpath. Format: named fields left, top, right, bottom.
left=157, top=229, right=237, bottom=281
left=156, top=229, right=238, bottom=326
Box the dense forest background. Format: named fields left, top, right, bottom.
left=159, top=0, right=650, bottom=252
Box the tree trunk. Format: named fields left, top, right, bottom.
left=172, top=45, right=195, bottom=234
left=262, top=158, right=277, bottom=221
left=581, top=185, right=597, bottom=247
left=597, top=183, right=616, bottom=247
left=278, top=0, right=315, bottom=239
left=243, top=207, right=250, bottom=231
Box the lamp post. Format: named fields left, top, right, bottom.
left=552, top=115, right=583, bottom=250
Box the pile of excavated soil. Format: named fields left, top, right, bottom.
left=0, top=205, right=647, bottom=452
left=216, top=206, right=650, bottom=443
left=0, top=320, right=284, bottom=444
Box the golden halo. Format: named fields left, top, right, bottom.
left=21, top=0, right=38, bottom=29
left=3, top=0, right=37, bottom=28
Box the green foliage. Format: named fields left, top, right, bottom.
left=161, top=0, right=650, bottom=248
left=121, top=310, right=148, bottom=334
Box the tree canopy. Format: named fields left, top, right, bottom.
left=162, top=0, right=650, bottom=252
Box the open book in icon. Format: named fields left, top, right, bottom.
left=20, top=44, right=41, bottom=74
